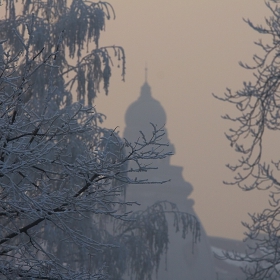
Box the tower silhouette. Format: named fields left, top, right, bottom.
left=123, top=73, right=216, bottom=280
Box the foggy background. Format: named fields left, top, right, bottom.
left=93, top=0, right=273, bottom=240
left=0, top=0, right=272, bottom=241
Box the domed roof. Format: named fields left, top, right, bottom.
left=123, top=79, right=175, bottom=158
left=124, top=82, right=167, bottom=132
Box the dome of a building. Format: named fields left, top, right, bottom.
left=123, top=77, right=175, bottom=160
left=124, top=82, right=167, bottom=134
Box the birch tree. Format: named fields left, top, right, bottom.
left=0, top=1, right=200, bottom=279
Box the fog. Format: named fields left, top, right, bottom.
left=94, top=0, right=272, bottom=240
left=1, top=1, right=278, bottom=279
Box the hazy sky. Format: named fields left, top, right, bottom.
left=94, top=0, right=273, bottom=240
left=0, top=0, right=273, bottom=240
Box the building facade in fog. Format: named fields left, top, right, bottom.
left=123, top=77, right=216, bottom=280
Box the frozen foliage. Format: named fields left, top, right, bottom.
left=0, top=0, right=125, bottom=106
left=214, top=1, right=280, bottom=279
left=0, top=1, right=200, bottom=279
left=0, top=24, right=170, bottom=279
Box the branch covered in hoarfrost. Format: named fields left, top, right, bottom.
left=0, top=17, right=172, bottom=279
left=215, top=1, right=280, bottom=279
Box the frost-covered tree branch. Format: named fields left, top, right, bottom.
left=0, top=14, right=173, bottom=280
left=215, top=1, right=280, bottom=279
left=0, top=0, right=126, bottom=106
left=0, top=1, right=200, bottom=279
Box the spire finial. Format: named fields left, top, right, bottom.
left=145, top=63, right=148, bottom=83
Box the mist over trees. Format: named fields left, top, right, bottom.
left=0, top=1, right=200, bottom=279
left=215, top=0, right=280, bottom=279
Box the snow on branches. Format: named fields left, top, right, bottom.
left=215, top=2, right=280, bottom=279
left=0, top=14, right=172, bottom=279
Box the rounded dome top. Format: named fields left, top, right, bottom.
left=125, top=82, right=167, bottom=130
